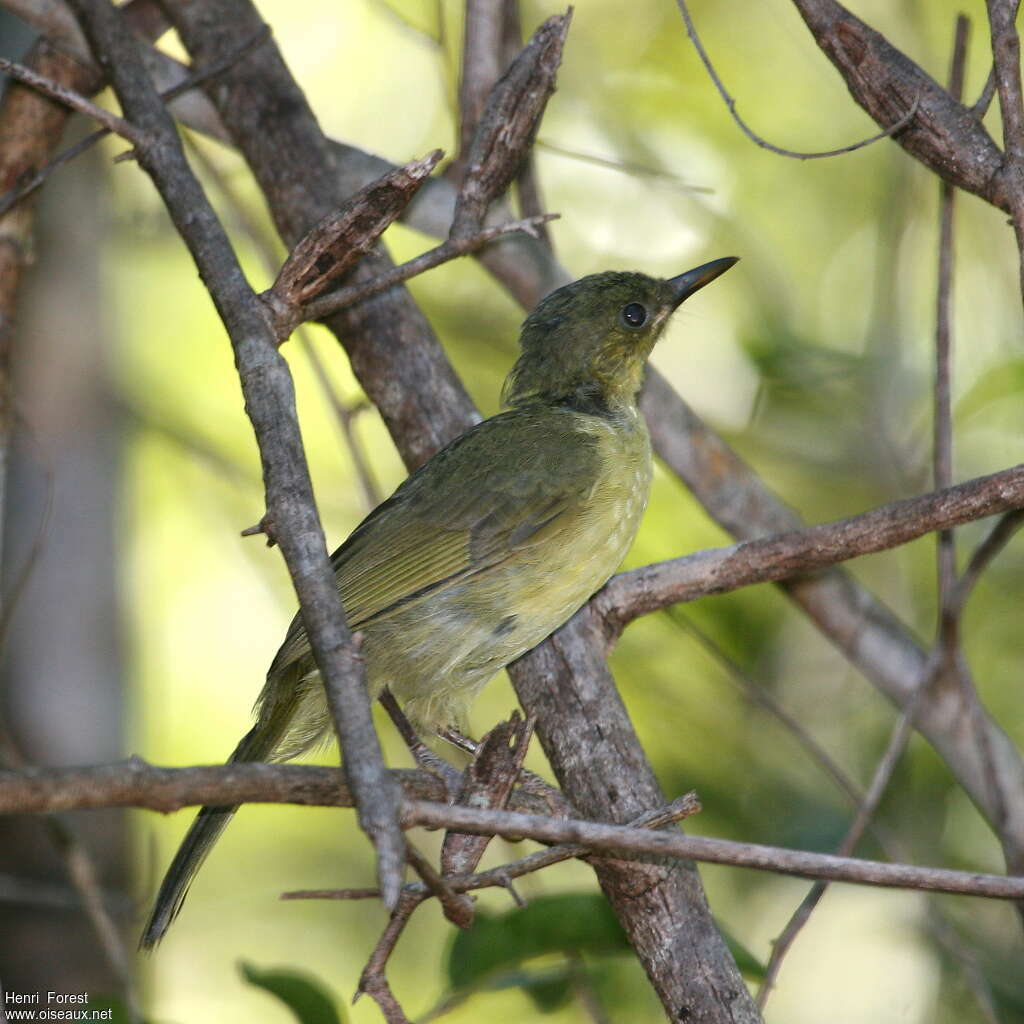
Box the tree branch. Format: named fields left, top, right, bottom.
left=402, top=801, right=1024, bottom=901
left=0, top=761, right=550, bottom=816
left=597, top=463, right=1024, bottom=633
left=0, top=56, right=149, bottom=145
left=790, top=0, right=1008, bottom=209
left=8, top=766, right=1019, bottom=902
left=153, top=4, right=759, bottom=1017
left=449, top=11, right=569, bottom=238
left=640, top=376, right=1024, bottom=869
left=298, top=213, right=556, bottom=326
left=285, top=794, right=703, bottom=901
left=65, top=0, right=405, bottom=908
left=675, top=0, right=921, bottom=160
left=985, top=0, right=1024, bottom=302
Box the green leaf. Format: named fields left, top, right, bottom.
left=239, top=962, right=345, bottom=1024
left=446, top=892, right=630, bottom=990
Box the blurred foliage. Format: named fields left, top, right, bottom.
left=22, top=0, right=1011, bottom=1020
left=444, top=892, right=764, bottom=1003
left=239, top=962, right=347, bottom=1024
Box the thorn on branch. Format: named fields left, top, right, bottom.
left=240, top=514, right=276, bottom=547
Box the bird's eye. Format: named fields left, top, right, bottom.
left=621, top=302, right=648, bottom=328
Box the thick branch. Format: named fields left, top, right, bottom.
left=790, top=0, right=1008, bottom=209
left=456, top=0, right=507, bottom=167
left=598, top=464, right=1024, bottom=633
left=161, top=0, right=476, bottom=471
left=509, top=610, right=762, bottom=1022
left=0, top=760, right=557, bottom=817
left=65, top=0, right=404, bottom=907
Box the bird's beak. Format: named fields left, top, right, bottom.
left=667, top=257, right=739, bottom=309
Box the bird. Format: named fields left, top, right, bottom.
left=140, top=256, right=738, bottom=948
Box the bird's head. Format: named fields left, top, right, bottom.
left=502, top=257, right=738, bottom=413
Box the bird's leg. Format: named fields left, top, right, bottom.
left=378, top=688, right=462, bottom=800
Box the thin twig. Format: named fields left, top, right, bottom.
left=972, top=65, right=998, bottom=117
left=283, top=794, right=702, bottom=901
left=183, top=132, right=382, bottom=509
left=405, top=843, right=474, bottom=928
left=0, top=25, right=269, bottom=218
left=664, top=608, right=865, bottom=807
left=935, top=15, right=969, bottom=647
left=0, top=430, right=53, bottom=646
left=0, top=55, right=150, bottom=146
left=761, top=26, right=997, bottom=1001
left=264, top=152, right=442, bottom=334
left=299, top=213, right=557, bottom=324
left=951, top=509, right=1024, bottom=612
left=757, top=651, right=940, bottom=1007
left=403, top=800, right=1024, bottom=900
left=378, top=688, right=463, bottom=799
left=355, top=891, right=422, bottom=1023
left=568, top=952, right=611, bottom=1024
left=48, top=821, right=142, bottom=1021
left=296, top=348, right=381, bottom=508
left=674, top=0, right=920, bottom=160
left=0, top=727, right=140, bottom=1020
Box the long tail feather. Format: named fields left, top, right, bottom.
left=139, top=700, right=294, bottom=950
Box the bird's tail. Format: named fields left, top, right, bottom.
left=139, top=661, right=327, bottom=950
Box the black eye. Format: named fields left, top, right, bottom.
left=621, top=302, right=648, bottom=328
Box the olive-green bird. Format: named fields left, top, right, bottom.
left=140, top=257, right=737, bottom=948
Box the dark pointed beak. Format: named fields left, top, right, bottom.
left=668, top=257, right=739, bottom=309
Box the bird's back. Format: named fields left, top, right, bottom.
left=264, top=401, right=652, bottom=732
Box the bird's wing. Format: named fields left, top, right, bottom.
left=268, top=408, right=604, bottom=672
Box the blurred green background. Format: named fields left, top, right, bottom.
left=4, top=0, right=1024, bottom=1020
